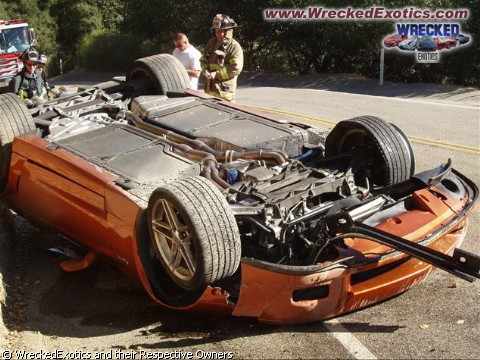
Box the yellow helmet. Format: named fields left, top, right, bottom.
left=211, top=14, right=237, bottom=30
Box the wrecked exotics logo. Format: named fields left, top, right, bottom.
left=262, top=5, right=472, bottom=64
left=383, top=22, right=472, bottom=63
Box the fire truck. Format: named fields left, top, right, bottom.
left=0, top=19, right=37, bottom=88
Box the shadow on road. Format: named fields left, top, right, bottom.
left=49, top=69, right=479, bottom=107
left=238, top=72, right=479, bottom=105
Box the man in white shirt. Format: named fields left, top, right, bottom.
left=172, top=33, right=202, bottom=90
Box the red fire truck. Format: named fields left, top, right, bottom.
left=0, top=19, right=37, bottom=88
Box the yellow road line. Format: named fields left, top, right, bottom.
left=252, top=106, right=336, bottom=128
left=251, top=105, right=480, bottom=155
left=408, top=136, right=480, bottom=154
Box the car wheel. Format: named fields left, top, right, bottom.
left=147, top=176, right=241, bottom=291
left=126, top=54, right=190, bottom=95
left=0, top=93, right=36, bottom=191
left=325, top=116, right=415, bottom=186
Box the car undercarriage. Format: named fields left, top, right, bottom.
left=0, top=54, right=478, bottom=323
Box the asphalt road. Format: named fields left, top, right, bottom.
left=1, top=75, right=479, bottom=359
left=236, top=82, right=480, bottom=359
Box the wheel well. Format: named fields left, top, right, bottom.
left=135, top=209, right=206, bottom=307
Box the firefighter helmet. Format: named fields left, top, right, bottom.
left=21, top=48, right=39, bottom=63
left=211, top=14, right=237, bottom=30
left=38, top=54, right=48, bottom=65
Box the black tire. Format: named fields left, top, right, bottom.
left=0, top=93, right=36, bottom=191
left=325, top=116, right=415, bottom=186
left=147, top=176, right=241, bottom=291
left=126, top=54, right=190, bottom=95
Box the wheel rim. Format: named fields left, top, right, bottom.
left=338, top=128, right=386, bottom=185
left=128, top=67, right=158, bottom=94
left=150, top=198, right=196, bottom=282
left=337, top=128, right=367, bottom=152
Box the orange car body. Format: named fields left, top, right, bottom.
left=2, top=107, right=476, bottom=324
left=0, top=53, right=478, bottom=324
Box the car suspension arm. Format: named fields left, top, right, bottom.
left=324, top=212, right=480, bottom=282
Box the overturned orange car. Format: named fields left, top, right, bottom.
left=0, top=54, right=478, bottom=324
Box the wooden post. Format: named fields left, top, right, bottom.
left=379, top=48, right=384, bottom=86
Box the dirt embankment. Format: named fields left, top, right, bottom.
left=0, top=204, right=16, bottom=347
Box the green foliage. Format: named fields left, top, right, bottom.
left=1, top=0, right=478, bottom=86
left=0, top=3, right=9, bottom=19
left=77, top=30, right=153, bottom=71
left=51, top=0, right=103, bottom=71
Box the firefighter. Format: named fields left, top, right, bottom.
left=201, top=14, right=244, bottom=102
left=37, top=53, right=50, bottom=89
left=9, top=48, right=48, bottom=104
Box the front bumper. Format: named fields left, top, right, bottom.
left=229, top=170, right=478, bottom=324
left=232, top=220, right=467, bottom=324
